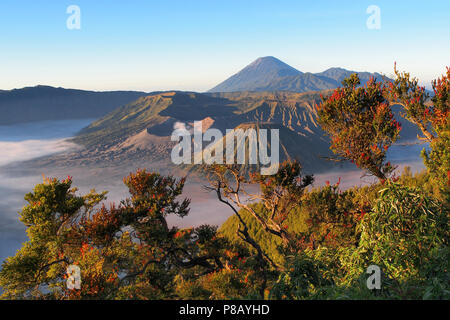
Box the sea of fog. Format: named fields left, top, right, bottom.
left=0, top=119, right=94, bottom=262
left=0, top=119, right=427, bottom=265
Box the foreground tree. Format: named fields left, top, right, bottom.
left=388, top=66, right=449, bottom=200
left=317, top=74, right=401, bottom=180
left=0, top=170, right=246, bottom=299
left=205, top=161, right=313, bottom=296
left=207, top=161, right=313, bottom=249
left=387, top=64, right=448, bottom=143
left=339, top=181, right=449, bottom=298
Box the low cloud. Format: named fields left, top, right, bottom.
left=0, top=139, right=79, bottom=167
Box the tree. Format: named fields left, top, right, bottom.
left=301, top=180, right=370, bottom=249
left=388, top=66, right=449, bottom=200
left=317, top=74, right=401, bottom=180
left=205, top=161, right=313, bottom=296
left=0, top=170, right=243, bottom=299
left=342, top=182, right=448, bottom=287
left=388, top=64, right=448, bottom=143
left=0, top=176, right=104, bottom=299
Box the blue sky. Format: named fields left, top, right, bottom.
left=0, top=0, right=448, bottom=92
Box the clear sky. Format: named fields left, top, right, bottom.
left=0, top=0, right=448, bottom=92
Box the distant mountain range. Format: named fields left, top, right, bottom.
left=209, top=56, right=387, bottom=93
left=0, top=86, right=146, bottom=125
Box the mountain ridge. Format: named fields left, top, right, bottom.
left=0, top=86, right=148, bottom=125
left=209, top=56, right=387, bottom=93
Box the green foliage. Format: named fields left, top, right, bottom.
left=418, top=246, right=450, bottom=299
left=20, top=177, right=85, bottom=241
left=267, top=179, right=449, bottom=300
left=300, top=182, right=368, bottom=248
left=422, top=129, right=450, bottom=202
left=219, top=181, right=379, bottom=264
left=353, top=182, right=448, bottom=282
left=270, top=251, right=333, bottom=300
left=219, top=203, right=296, bottom=266
left=423, top=68, right=450, bottom=200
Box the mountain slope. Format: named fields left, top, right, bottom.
left=0, top=85, right=147, bottom=125
left=72, top=90, right=340, bottom=173
left=209, top=56, right=303, bottom=92
left=208, top=57, right=388, bottom=93
left=75, top=91, right=240, bottom=147
left=74, top=90, right=330, bottom=147
left=188, top=122, right=332, bottom=175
